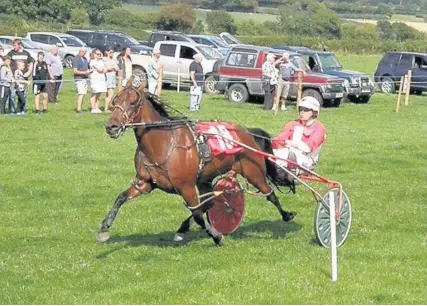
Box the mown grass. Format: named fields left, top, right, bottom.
left=1, top=55, right=427, bottom=304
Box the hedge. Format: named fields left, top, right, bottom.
left=239, top=35, right=427, bottom=54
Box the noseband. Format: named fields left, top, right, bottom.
left=112, top=88, right=144, bottom=126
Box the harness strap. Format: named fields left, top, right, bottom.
left=186, top=122, right=206, bottom=181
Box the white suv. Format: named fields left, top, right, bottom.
left=25, top=32, right=91, bottom=68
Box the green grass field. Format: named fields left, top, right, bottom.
left=124, top=3, right=277, bottom=23
left=1, top=55, right=427, bottom=304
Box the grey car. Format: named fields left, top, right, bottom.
left=25, top=32, right=91, bottom=68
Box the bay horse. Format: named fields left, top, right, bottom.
left=98, top=79, right=296, bottom=246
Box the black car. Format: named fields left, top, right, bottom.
left=139, top=30, right=195, bottom=48
left=374, top=51, right=427, bottom=94
left=66, top=30, right=153, bottom=54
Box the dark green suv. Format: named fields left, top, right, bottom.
left=273, top=46, right=375, bottom=103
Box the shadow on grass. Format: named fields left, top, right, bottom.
left=96, top=219, right=303, bottom=259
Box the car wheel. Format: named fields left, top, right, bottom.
left=227, top=83, right=249, bottom=103
left=380, top=77, right=395, bottom=93
left=204, top=75, right=218, bottom=94
left=132, top=66, right=147, bottom=87
left=302, top=88, right=323, bottom=107
left=64, top=55, right=74, bottom=68
left=347, top=96, right=371, bottom=104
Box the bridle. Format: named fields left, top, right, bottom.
left=112, top=87, right=144, bottom=127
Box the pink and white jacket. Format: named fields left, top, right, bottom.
left=272, top=119, right=327, bottom=164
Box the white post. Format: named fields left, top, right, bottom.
left=177, top=69, right=181, bottom=93
left=329, top=190, right=338, bottom=282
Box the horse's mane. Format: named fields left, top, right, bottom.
left=144, top=92, right=187, bottom=121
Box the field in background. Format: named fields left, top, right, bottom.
left=124, top=3, right=280, bottom=23
left=124, top=3, right=427, bottom=33
left=1, top=55, right=427, bottom=304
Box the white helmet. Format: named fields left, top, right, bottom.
left=299, top=96, right=320, bottom=113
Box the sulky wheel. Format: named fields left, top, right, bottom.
left=314, top=188, right=352, bottom=248
left=207, top=177, right=245, bottom=235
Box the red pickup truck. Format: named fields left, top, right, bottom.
left=214, top=45, right=347, bottom=107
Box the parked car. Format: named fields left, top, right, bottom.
left=0, top=36, right=44, bottom=61
left=123, top=40, right=223, bottom=94
left=66, top=30, right=153, bottom=55
left=139, top=30, right=196, bottom=48
left=218, top=32, right=242, bottom=46
left=0, top=43, right=12, bottom=56
left=215, top=45, right=346, bottom=106
left=273, top=46, right=375, bottom=103
left=187, top=35, right=229, bottom=56
left=374, top=51, right=427, bottom=95
left=25, top=32, right=90, bottom=67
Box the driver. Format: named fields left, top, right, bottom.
left=272, top=96, right=326, bottom=175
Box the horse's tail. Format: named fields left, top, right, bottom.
left=247, top=127, right=282, bottom=186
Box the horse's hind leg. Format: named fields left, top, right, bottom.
left=174, top=182, right=214, bottom=242
left=238, top=160, right=296, bottom=222
left=97, top=181, right=152, bottom=243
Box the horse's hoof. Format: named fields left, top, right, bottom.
left=283, top=211, right=297, bottom=222
left=173, top=233, right=185, bottom=242
left=97, top=231, right=110, bottom=243
left=215, top=235, right=225, bottom=247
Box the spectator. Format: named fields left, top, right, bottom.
left=275, top=52, right=305, bottom=112
left=73, top=47, right=90, bottom=114
left=0, top=46, right=4, bottom=66
left=32, top=52, right=49, bottom=114
left=45, top=45, right=64, bottom=104
left=89, top=48, right=107, bottom=114
left=14, top=60, right=30, bottom=115
left=147, top=48, right=161, bottom=95
left=103, top=47, right=119, bottom=113
left=189, top=53, right=204, bottom=112
left=262, top=53, right=281, bottom=110
left=7, top=38, right=34, bottom=114
left=0, top=56, right=14, bottom=114
left=117, top=47, right=132, bottom=87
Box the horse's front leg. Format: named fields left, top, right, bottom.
left=174, top=182, right=214, bottom=242
left=97, top=180, right=153, bottom=243
left=178, top=185, right=224, bottom=246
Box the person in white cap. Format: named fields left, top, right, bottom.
left=272, top=96, right=326, bottom=176
left=148, top=48, right=162, bottom=95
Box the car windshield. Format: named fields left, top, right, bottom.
left=210, top=37, right=228, bottom=48
left=291, top=56, right=310, bottom=72
left=21, top=39, right=39, bottom=49
left=196, top=46, right=223, bottom=60
left=318, top=54, right=342, bottom=69
left=121, top=35, right=140, bottom=45
left=59, top=36, right=85, bottom=47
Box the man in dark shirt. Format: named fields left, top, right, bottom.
left=73, top=47, right=91, bottom=113
left=6, top=39, right=34, bottom=113
left=32, top=52, right=49, bottom=114
left=189, top=53, right=204, bottom=111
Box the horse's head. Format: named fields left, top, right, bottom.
left=105, top=77, right=147, bottom=138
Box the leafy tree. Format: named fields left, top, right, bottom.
left=69, top=8, right=89, bottom=26
left=191, top=19, right=205, bottom=34
left=376, top=3, right=394, bottom=17
left=156, top=3, right=196, bottom=32
left=83, top=0, right=122, bottom=25
left=205, top=10, right=237, bottom=34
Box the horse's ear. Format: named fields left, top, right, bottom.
left=137, top=79, right=147, bottom=92
left=126, top=75, right=135, bottom=88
